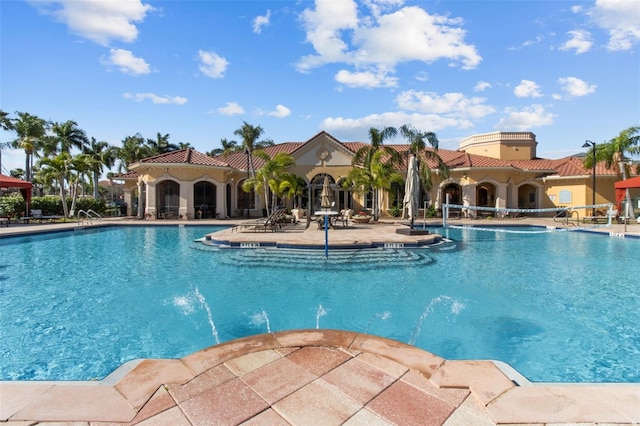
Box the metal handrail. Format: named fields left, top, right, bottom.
left=77, top=209, right=102, bottom=225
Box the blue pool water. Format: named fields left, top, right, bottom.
left=1, top=225, right=639, bottom=383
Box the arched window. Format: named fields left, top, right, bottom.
left=310, top=174, right=335, bottom=211
left=156, top=180, right=179, bottom=219
left=194, top=181, right=216, bottom=218
left=442, top=183, right=461, bottom=205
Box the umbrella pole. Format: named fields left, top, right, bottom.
left=324, top=214, right=329, bottom=258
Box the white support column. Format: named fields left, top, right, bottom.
left=462, top=183, right=476, bottom=218
left=495, top=183, right=508, bottom=217
left=180, top=181, right=191, bottom=220
left=145, top=182, right=156, bottom=219
left=137, top=181, right=143, bottom=219
left=216, top=183, right=225, bottom=218
left=123, top=189, right=133, bottom=216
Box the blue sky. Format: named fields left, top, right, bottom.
left=1, top=0, right=639, bottom=174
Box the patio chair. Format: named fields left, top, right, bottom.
left=332, top=209, right=353, bottom=228
left=30, top=209, right=44, bottom=222
left=233, top=209, right=285, bottom=232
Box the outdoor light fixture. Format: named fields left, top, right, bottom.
left=582, top=140, right=596, bottom=217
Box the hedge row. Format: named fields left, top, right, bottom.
left=0, top=194, right=106, bottom=218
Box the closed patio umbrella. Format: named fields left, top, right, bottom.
left=320, top=176, right=332, bottom=209
left=403, top=153, right=419, bottom=228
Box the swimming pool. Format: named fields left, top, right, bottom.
left=1, top=225, right=638, bottom=383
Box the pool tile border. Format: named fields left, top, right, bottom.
left=1, top=330, right=638, bottom=425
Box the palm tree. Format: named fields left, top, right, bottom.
left=399, top=124, right=450, bottom=195
left=234, top=122, right=275, bottom=179
left=345, top=149, right=403, bottom=220
left=68, top=153, right=94, bottom=215
left=178, top=142, right=192, bottom=149
left=280, top=172, right=307, bottom=209
left=0, top=110, right=13, bottom=132
left=37, top=152, right=73, bottom=217
left=0, top=110, right=15, bottom=173
left=9, top=168, right=25, bottom=179
left=585, top=126, right=640, bottom=218
left=47, top=120, right=90, bottom=194
left=87, top=137, right=117, bottom=198
left=147, top=132, right=179, bottom=155
left=351, top=127, right=402, bottom=220
left=49, top=120, right=88, bottom=155
left=243, top=150, right=295, bottom=216
left=207, top=138, right=239, bottom=156
left=234, top=122, right=272, bottom=216
left=11, top=112, right=48, bottom=182
left=116, top=134, right=150, bottom=172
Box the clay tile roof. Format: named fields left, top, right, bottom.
left=112, top=170, right=139, bottom=179
left=136, top=148, right=228, bottom=167
left=426, top=150, right=512, bottom=169
left=341, top=142, right=369, bottom=153
left=543, top=156, right=618, bottom=177
left=216, top=143, right=305, bottom=171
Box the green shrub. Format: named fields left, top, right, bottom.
left=32, top=196, right=64, bottom=215
left=30, top=196, right=107, bottom=216
left=389, top=205, right=402, bottom=217
left=0, top=194, right=26, bottom=218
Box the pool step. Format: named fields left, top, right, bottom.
left=204, top=247, right=436, bottom=270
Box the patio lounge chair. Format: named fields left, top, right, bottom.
left=30, top=209, right=44, bottom=222
left=233, top=209, right=285, bottom=232
left=583, top=209, right=617, bottom=224
left=28, top=209, right=64, bottom=222
left=0, top=216, right=9, bottom=227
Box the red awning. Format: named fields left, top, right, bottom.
left=614, top=176, right=640, bottom=212
left=0, top=174, right=33, bottom=214
left=0, top=174, right=33, bottom=190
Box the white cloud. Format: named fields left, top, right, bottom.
left=362, top=0, right=404, bottom=19
left=321, top=111, right=468, bottom=138
left=297, top=0, right=359, bottom=72
left=253, top=10, right=271, bottom=34
left=123, top=92, right=187, bottom=104
left=101, top=48, right=150, bottom=75
left=588, top=0, right=640, bottom=51
left=217, top=102, right=244, bottom=116
left=353, top=6, right=481, bottom=69
left=474, top=81, right=491, bottom=92
left=495, top=105, right=555, bottom=130
left=395, top=90, right=495, bottom=119
left=267, top=105, right=291, bottom=118
left=514, top=80, right=542, bottom=98
left=415, top=71, right=429, bottom=82
left=557, top=76, right=597, bottom=97
left=28, top=0, right=154, bottom=46
left=198, top=50, right=229, bottom=78
left=335, top=69, right=398, bottom=88
left=559, top=30, right=592, bottom=54
left=296, top=1, right=481, bottom=77
left=523, top=34, right=544, bottom=47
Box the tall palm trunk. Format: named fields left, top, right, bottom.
left=618, top=159, right=634, bottom=218
left=57, top=175, right=70, bottom=218
left=93, top=170, right=100, bottom=198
